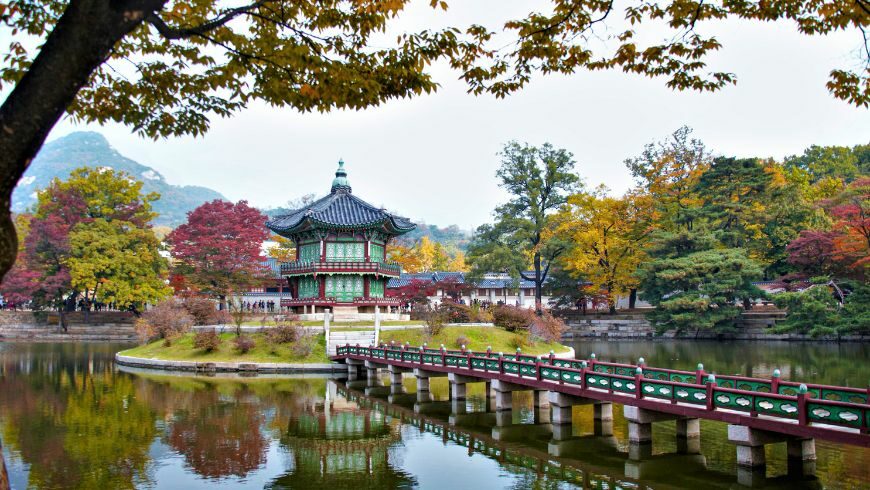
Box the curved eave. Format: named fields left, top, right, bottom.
left=267, top=216, right=415, bottom=238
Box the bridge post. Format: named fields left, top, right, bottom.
left=447, top=372, right=479, bottom=402
left=414, top=368, right=447, bottom=403
left=346, top=358, right=365, bottom=380
left=676, top=418, right=701, bottom=454
left=533, top=391, right=550, bottom=424
left=548, top=392, right=612, bottom=435
left=492, top=380, right=524, bottom=412
left=624, top=406, right=700, bottom=452
left=728, top=425, right=816, bottom=470
left=388, top=365, right=410, bottom=395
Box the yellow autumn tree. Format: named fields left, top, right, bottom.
left=558, top=186, right=654, bottom=313
left=446, top=251, right=469, bottom=272
left=267, top=235, right=296, bottom=262
left=625, top=126, right=710, bottom=231
left=387, top=242, right=424, bottom=273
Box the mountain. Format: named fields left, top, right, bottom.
left=12, top=131, right=225, bottom=227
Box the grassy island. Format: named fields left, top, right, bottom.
left=118, top=332, right=330, bottom=364
left=378, top=326, right=571, bottom=355
left=118, top=326, right=571, bottom=365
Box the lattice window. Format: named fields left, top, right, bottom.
left=326, top=242, right=365, bottom=262
left=298, top=277, right=318, bottom=298
left=298, top=243, right=320, bottom=262
left=325, top=275, right=363, bottom=301
left=370, top=243, right=385, bottom=263
left=370, top=279, right=384, bottom=298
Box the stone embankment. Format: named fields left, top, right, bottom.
left=560, top=310, right=870, bottom=341
left=114, top=353, right=344, bottom=373
left=0, top=311, right=137, bottom=342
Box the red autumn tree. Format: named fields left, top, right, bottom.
left=387, top=279, right=435, bottom=308
left=786, top=178, right=869, bottom=281
left=786, top=230, right=840, bottom=276
left=167, top=200, right=269, bottom=307
left=826, top=178, right=869, bottom=279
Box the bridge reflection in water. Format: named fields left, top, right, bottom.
left=341, top=368, right=823, bottom=489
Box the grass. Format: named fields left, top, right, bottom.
left=378, top=326, right=570, bottom=355
left=118, top=332, right=329, bottom=363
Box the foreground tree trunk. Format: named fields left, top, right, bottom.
left=0, top=440, right=9, bottom=490
left=0, top=0, right=159, bottom=280
left=629, top=288, right=637, bottom=309
left=58, top=307, right=68, bottom=333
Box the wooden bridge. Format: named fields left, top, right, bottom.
left=333, top=342, right=870, bottom=484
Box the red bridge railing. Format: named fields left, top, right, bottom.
left=333, top=344, right=870, bottom=446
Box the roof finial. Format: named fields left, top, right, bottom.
left=331, top=158, right=351, bottom=193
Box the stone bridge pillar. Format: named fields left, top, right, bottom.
left=388, top=365, right=411, bottom=395
left=491, top=380, right=524, bottom=411
left=448, top=372, right=480, bottom=401
left=727, top=425, right=815, bottom=486
left=346, top=358, right=365, bottom=380
left=623, top=406, right=700, bottom=457
left=548, top=392, right=612, bottom=436
left=414, top=368, right=447, bottom=403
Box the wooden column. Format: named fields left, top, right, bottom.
left=364, top=276, right=370, bottom=298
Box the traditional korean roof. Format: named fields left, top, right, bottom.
left=387, top=271, right=542, bottom=289
left=266, top=160, right=416, bottom=237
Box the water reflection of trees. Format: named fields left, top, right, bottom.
left=164, top=398, right=267, bottom=479
left=134, top=374, right=329, bottom=480
left=0, top=344, right=155, bottom=489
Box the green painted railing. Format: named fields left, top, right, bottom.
left=336, top=343, right=870, bottom=435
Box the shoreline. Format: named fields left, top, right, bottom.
left=114, top=346, right=577, bottom=374
left=114, top=353, right=346, bottom=373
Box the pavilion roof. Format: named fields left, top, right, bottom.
left=387, top=272, right=542, bottom=289
left=266, top=160, right=415, bottom=237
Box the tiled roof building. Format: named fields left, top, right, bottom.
left=264, top=161, right=414, bottom=317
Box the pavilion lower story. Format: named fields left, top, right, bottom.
left=281, top=297, right=407, bottom=321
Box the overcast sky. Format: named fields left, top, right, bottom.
left=44, top=3, right=869, bottom=230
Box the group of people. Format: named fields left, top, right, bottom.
left=240, top=300, right=279, bottom=312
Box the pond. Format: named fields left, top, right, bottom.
left=1, top=340, right=869, bottom=489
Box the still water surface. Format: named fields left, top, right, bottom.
left=1, top=341, right=870, bottom=489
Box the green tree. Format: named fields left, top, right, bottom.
left=784, top=145, right=863, bottom=184
left=773, top=283, right=842, bottom=337
left=467, top=142, right=579, bottom=310
left=625, top=126, right=710, bottom=231
left=694, top=156, right=772, bottom=250
left=637, top=231, right=765, bottom=334
left=68, top=218, right=170, bottom=312
left=0, top=1, right=867, bottom=282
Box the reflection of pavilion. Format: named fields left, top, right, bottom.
left=270, top=389, right=415, bottom=488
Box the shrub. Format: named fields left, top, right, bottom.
left=291, top=333, right=315, bottom=358
left=439, top=302, right=473, bottom=323
left=265, top=324, right=301, bottom=344
left=454, top=335, right=470, bottom=349
left=134, top=318, right=157, bottom=344
left=530, top=310, right=567, bottom=343
left=509, top=332, right=531, bottom=350
left=492, top=306, right=534, bottom=332
left=193, top=329, right=222, bottom=352
left=423, top=308, right=447, bottom=337
left=136, top=300, right=194, bottom=345
left=469, top=303, right=493, bottom=323
left=212, top=309, right=232, bottom=325
left=233, top=335, right=256, bottom=354
left=182, top=297, right=220, bottom=325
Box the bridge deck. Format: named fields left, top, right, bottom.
left=332, top=344, right=870, bottom=447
